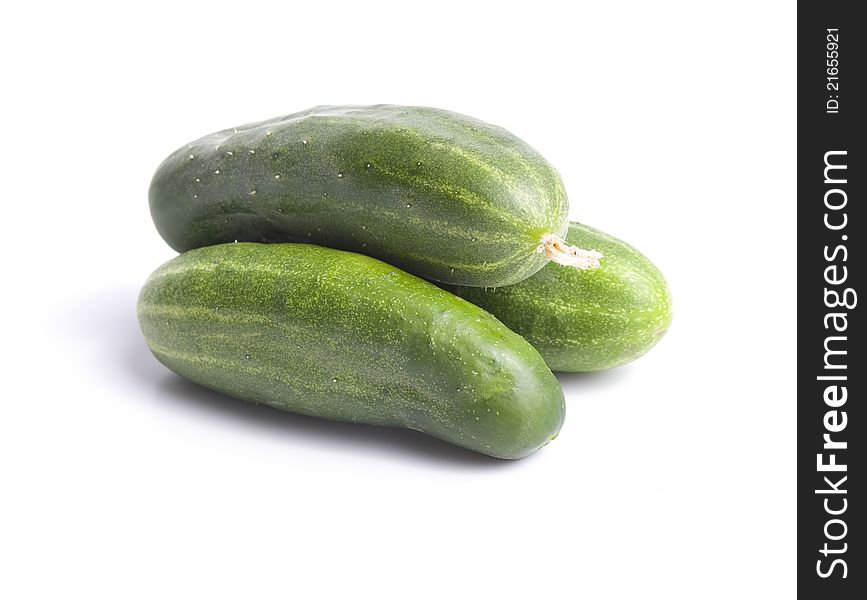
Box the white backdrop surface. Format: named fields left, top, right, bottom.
left=1, top=2, right=795, bottom=598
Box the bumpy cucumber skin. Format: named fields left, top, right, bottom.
left=137, top=243, right=565, bottom=459
left=443, top=223, right=673, bottom=372
left=149, top=105, right=568, bottom=287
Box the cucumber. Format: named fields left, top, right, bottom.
left=137, top=242, right=565, bottom=459
left=443, top=223, right=673, bottom=372
left=149, top=105, right=598, bottom=287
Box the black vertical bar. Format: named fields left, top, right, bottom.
left=797, top=1, right=864, bottom=597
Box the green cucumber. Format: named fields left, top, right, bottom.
left=149, top=105, right=596, bottom=287
left=137, top=242, right=565, bottom=459
left=443, top=223, right=673, bottom=372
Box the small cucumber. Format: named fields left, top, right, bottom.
left=137, top=243, right=565, bottom=459
left=443, top=223, right=672, bottom=372
left=149, top=105, right=598, bottom=287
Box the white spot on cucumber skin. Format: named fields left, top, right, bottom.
left=195, top=178, right=200, bottom=182
left=189, top=154, right=195, bottom=160
left=337, top=172, right=343, bottom=178
left=302, top=139, right=308, bottom=145
left=226, top=151, right=233, bottom=156
left=249, top=190, right=256, bottom=196
left=249, top=149, right=255, bottom=154
left=274, top=174, right=281, bottom=180
left=265, top=130, right=272, bottom=137
left=214, top=169, right=220, bottom=175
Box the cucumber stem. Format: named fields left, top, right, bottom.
left=538, top=234, right=603, bottom=270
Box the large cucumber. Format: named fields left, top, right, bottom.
left=137, top=242, right=565, bottom=459
left=149, top=105, right=597, bottom=287
left=443, top=223, right=673, bottom=372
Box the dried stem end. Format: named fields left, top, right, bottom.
left=537, top=234, right=603, bottom=270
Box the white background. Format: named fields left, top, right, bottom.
left=1, top=1, right=796, bottom=598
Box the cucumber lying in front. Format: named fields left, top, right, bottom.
left=149, top=105, right=599, bottom=287
left=137, top=243, right=565, bottom=459
left=443, top=223, right=673, bottom=372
